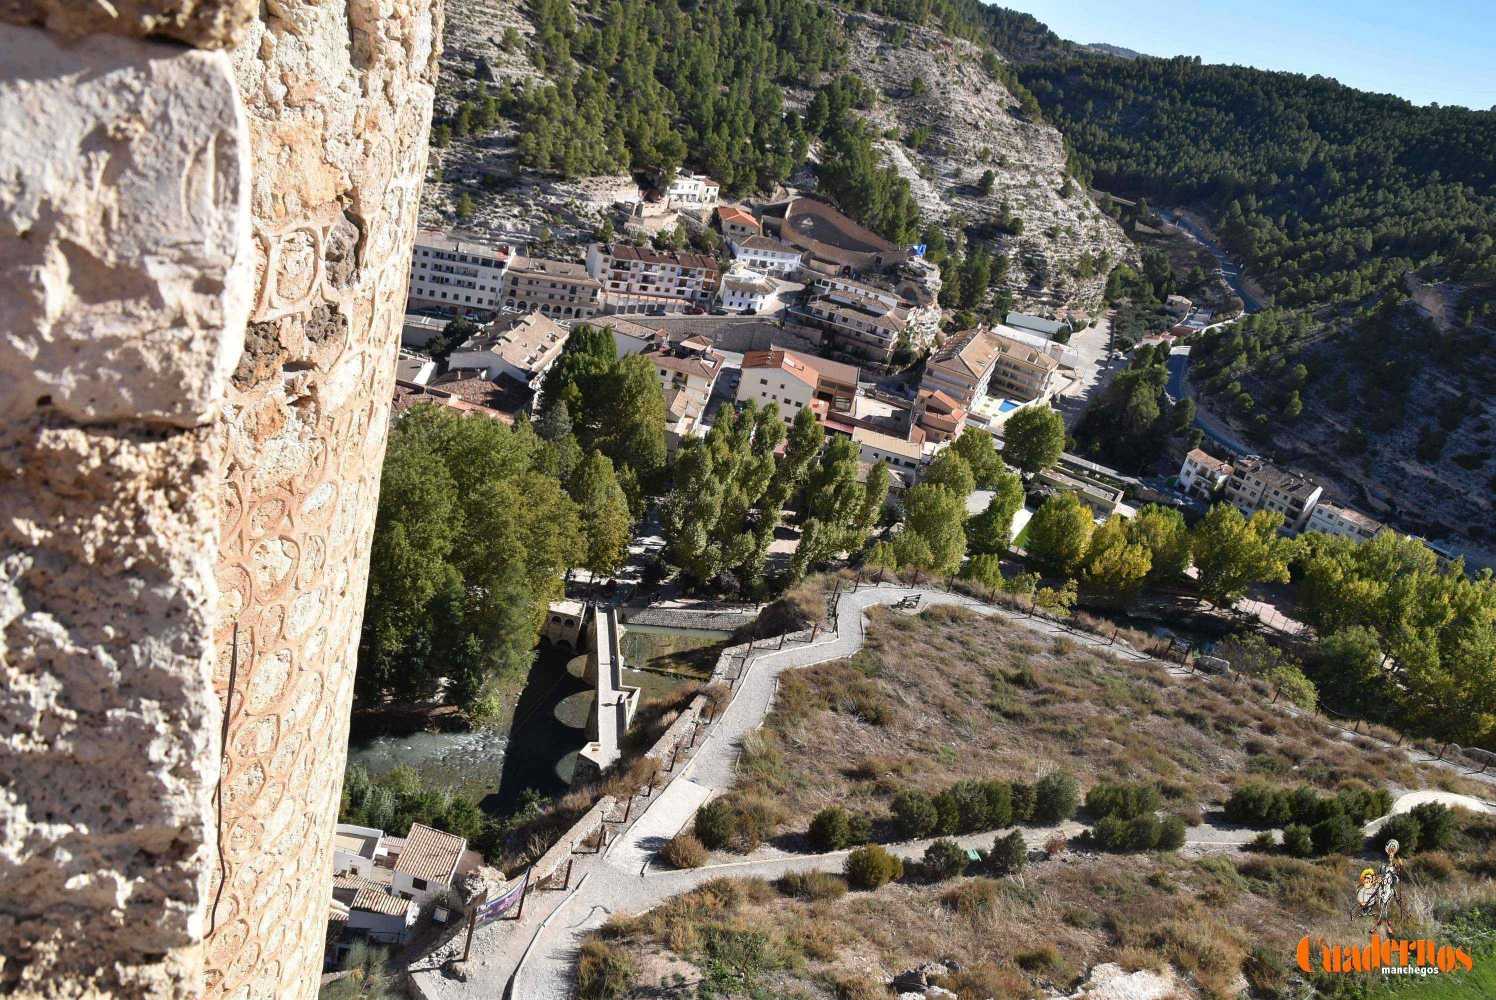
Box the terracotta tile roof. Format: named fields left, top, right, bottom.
left=602, top=243, right=719, bottom=273
left=351, top=887, right=413, bottom=918
left=742, top=349, right=818, bottom=389
left=717, top=204, right=758, bottom=229
left=1185, top=448, right=1231, bottom=474
left=393, top=823, right=466, bottom=884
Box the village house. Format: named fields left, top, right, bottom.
left=716, top=203, right=761, bottom=240
left=737, top=348, right=818, bottom=422
left=586, top=243, right=722, bottom=314
left=392, top=823, right=467, bottom=907
left=727, top=234, right=805, bottom=278
left=1304, top=500, right=1385, bottom=541
left=852, top=426, right=926, bottom=476
left=500, top=255, right=602, bottom=319
left=583, top=314, right=667, bottom=358
left=1223, top=456, right=1324, bottom=532
left=406, top=230, right=511, bottom=316
left=718, top=265, right=801, bottom=314
left=912, top=389, right=968, bottom=444
left=1005, top=311, right=1070, bottom=340
left=643, top=337, right=724, bottom=400
left=660, top=171, right=721, bottom=212
left=1178, top=448, right=1233, bottom=499
left=921, top=328, right=1062, bottom=409
left=330, top=876, right=417, bottom=949
left=445, top=311, right=570, bottom=390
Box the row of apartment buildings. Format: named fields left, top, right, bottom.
left=1179, top=448, right=1385, bottom=540
left=406, top=194, right=949, bottom=365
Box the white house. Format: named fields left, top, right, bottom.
left=852, top=426, right=926, bottom=475
left=718, top=265, right=800, bottom=314
left=1304, top=501, right=1384, bottom=542
left=332, top=876, right=417, bottom=945
left=333, top=825, right=389, bottom=880
left=728, top=235, right=804, bottom=278
left=1178, top=448, right=1233, bottom=499
left=661, top=171, right=720, bottom=210
left=391, top=823, right=467, bottom=906
left=736, top=349, right=818, bottom=423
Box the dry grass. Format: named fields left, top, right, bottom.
left=742, top=605, right=1431, bottom=833
left=579, top=608, right=1496, bottom=998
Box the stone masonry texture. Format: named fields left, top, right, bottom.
left=205, top=2, right=441, bottom=996
left=0, top=27, right=252, bottom=997
left=0, top=0, right=441, bottom=996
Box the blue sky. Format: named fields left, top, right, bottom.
left=998, top=1, right=1496, bottom=109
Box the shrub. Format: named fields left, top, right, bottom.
left=922, top=838, right=968, bottom=881
left=1375, top=813, right=1422, bottom=855
left=892, top=790, right=939, bottom=840
left=1412, top=851, right=1455, bottom=882
left=1085, top=781, right=1161, bottom=820
left=1224, top=782, right=1292, bottom=828
left=809, top=807, right=852, bottom=851
left=694, top=795, right=783, bottom=852
left=1410, top=803, right=1456, bottom=851
left=776, top=871, right=848, bottom=900
left=660, top=832, right=707, bottom=869
left=1033, top=771, right=1079, bottom=823
left=1010, top=781, right=1036, bottom=822
left=1282, top=824, right=1314, bottom=858
left=1123, top=815, right=1162, bottom=850
left=1091, top=815, right=1129, bottom=851
left=1250, top=831, right=1278, bottom=852
left=845, top=844, right=903, bottom=890
left=695, top=799, right=735, bottom=850
left=1335, top=782, right=1393, bottom=825
left=577, top=939, right=636, bottom=999
left=847, top=811, right=873, bottom=846
left=932, top=788, right=962, bottom=835
left=1015, top=944, right=1059, bottom=972
left=989, top=830, right=1027, bottom=875
left=1311, top=813, right=1361, bottom=856
left=1157, top=814, right=1188, bottom=851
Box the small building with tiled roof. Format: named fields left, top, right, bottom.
left=392, top=823, right=466, bottom=906
left=1179, top=447, right=1233, bottom=500
left=586, top=242, right=723, bottom=314
left=737, top=349, right=819, bottom=424
left=913, top=388, right=968, bottom=444
left=716, top=203, right=761, bottom=239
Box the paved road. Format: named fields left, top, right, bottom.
left=1167, top=345, right=1253, bottom=456
left=1159, top=209, right=1266, bottom=313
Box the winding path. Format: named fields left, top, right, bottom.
left=408, top=584, right=1494, bottom=1000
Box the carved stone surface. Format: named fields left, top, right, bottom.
left=205, top=2, right=442, bottom=997
left=0, top=0, right=257, bottom=48
left=0, top=25, right=251, bottom=999
left=0, top=0, right=439, bottom=995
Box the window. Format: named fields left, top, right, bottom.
left=412, top=877, right=428, bottom=891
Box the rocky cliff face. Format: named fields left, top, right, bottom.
left=835, top=13, right=1134, bottom=313
left=422, top=1, right=1133, bottom=316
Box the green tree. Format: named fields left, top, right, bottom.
left=1127, top=503, right=1192, bottom=585
left=571, top=451, right=633, bottom=578
left=922, top=449, right=976, bottom=499
left=1082, top=515, right=1153, bottom=601
left=1190, top=504, right=1294, bottom=608
left=455, top=192, right=476, bottom=220
left=1002, top=405, right=1065, bottom=473
left=961, top=552, right=1005, bottom=591
left=951, top=428, right=1009, bottom=488
left=966, top=478, right=1024, bottom=555
left=901, top=482, right=968, bottom=576
left=1025, top=491, right=1094, bottom=577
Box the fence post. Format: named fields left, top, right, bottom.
left=509, top=867, right=532, bottom=921
left=461, top=888, right=487, bottom=961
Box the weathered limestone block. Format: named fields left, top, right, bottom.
left=0, top=0, right=256, bottom=49
left=0, top=25, right=252, bottom=999
left=205, top=2, right=441, bottom=997
left=0, top=27, right=252, bottom=426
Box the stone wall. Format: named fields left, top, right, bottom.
left=0, top=1, right=440, bottom=996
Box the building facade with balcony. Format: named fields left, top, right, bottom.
left=1223, top=456, right=1324, bottom=532
left=499, top=256, right=602, bottom=319
left=406, top=230, right=511, bottom=315
left=585, top=243, right=722, bottom=315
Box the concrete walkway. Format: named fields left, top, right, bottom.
left=409, top=582, right=1493, bottom=1000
